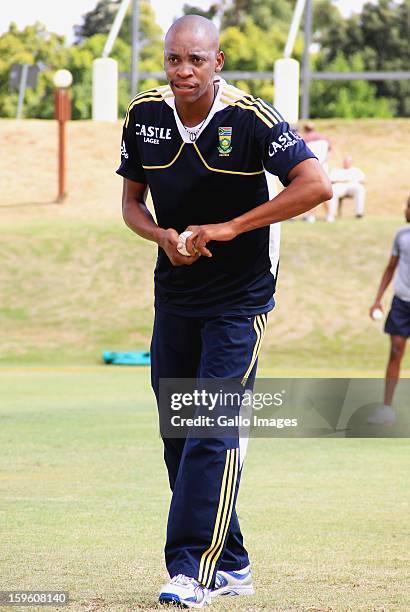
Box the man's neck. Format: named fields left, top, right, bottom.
left=176, top=82, right=218, bottom=127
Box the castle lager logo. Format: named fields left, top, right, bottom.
left=218, top=126, right=232, bottom=155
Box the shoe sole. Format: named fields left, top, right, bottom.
left=210, top=584, right=255, bottom=597
left=159, top=594, right=211, bottom=608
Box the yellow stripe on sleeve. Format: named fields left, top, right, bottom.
left=242, top=96, right=281, bottom=125
left=252, top=96, right=284, bottom=123
left=222, top=88, right=281, bottom=126
left=125, top=96, right=169, bottom=127
left=221, top=97, right=274, bottom=128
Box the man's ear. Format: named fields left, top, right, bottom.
left=215, top=50, right=225, bottom=73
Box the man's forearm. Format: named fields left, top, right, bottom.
left=375, top=269, right=394, bottom=303
left=231, top=174, right=332, bottom=235
left=123, top=198, right=165, bottom=246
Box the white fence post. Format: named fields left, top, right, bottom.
left=274, top=58, right=300, bottom=124
left=92, top=57, right=118, bottom=121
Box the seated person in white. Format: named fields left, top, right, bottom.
left=328, top=156, right=365, bottom=221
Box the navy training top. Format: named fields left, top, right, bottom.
left=117, top=77, right=316, bottom=317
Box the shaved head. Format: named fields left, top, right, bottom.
left=165, top=15, right=220, bottom=53
left=164, top=14, right=224, bottom=115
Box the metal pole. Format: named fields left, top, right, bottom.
left=301, top=0, right=312, bottom=119
left=284, top=0, right=307, bottom=59
left=131, top=0, right=139, bottom=97
left=102, top=0, right=130, bottom=58
left=58, top=110, right=66, bottom=202
left=16, top=64, right=29, bottom=119
left=54, top=89, right=71, bottom=202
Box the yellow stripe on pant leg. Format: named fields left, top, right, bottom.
left=201, top=448, right=237, bottom=587
left=251, top=314, right=267, bottom=371
left=199, top=448, right=236, bottom=585
left=241, top=314, right=267, bottom=386
left=203, top=448, right=240, bottom=588
left=241, top=315, right=262, bottom=386
left=245, top=314, right=266, bottom=383
left=197, top=449, right=232, bottom=584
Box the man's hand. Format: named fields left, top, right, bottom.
left=160, top=228, right=201, bottom=266
left=184, top=222, right=237, bottom=257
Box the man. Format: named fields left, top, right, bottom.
left=327, top=155, right=366, bottom=221
left=303, top=121, right=332, bottom=165
left=368, top=196, right=410, bottom=425
left=117, top=15, right=331, bottom=608
left=302, top=122, right=333, bottom=222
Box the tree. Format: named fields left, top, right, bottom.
left=182, top=3, right=219, bottom=20
left=221, top=0, right=293, bottom=30
left=0, top=22, right=68, bottom=118
left=317, top=0, right=410, bottom=116
left=0, top=0, right=164, bottom=120
left=73, top=0, right=164, bottom=116
left=74, top=0, right=121, bottom=42
left=313, top=0, right=344, bottom=39
left=1, top=0, right=407, bottom=120
left=220, top=17, right=296, bottom=101
left=310, top=53, right=393, bottom=118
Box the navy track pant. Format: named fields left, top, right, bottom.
left=150, top=309, right=267, bottom=587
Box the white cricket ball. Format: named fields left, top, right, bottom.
left=372, top=308, right=383, bottom=321
left=177, top=230, right=193, bottom=256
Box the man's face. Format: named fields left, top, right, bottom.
left=405, top=200, right=410, bottom=222
left=164, top=30, right=224, bottom=104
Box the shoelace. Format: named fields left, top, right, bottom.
left=171, top=574, right=198, bottom=587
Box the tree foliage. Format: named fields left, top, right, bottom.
left=317, top=0, right=410, bottom=116
left=0, top=22, right=68, bottom=118
left=220, top=17, right=297, bottom=101
left=310, top=53, right=393, bottom=118
left=220, top=0, right=293, bottom=30
left=74, top=0, right=120, bottom=41
left=0, top=1, right=164, bottom=120
left=182, top=3, right=219, bottom=20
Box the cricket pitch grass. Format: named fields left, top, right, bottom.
left=1, top=369, right=409, bottom=611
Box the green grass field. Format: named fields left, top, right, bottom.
left=1, top=215, right=410, bottom=375
left=1, top=368, right=409, bottom=611
left=1, top=118, right=409, bottom=610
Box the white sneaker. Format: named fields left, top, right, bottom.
left=367, top=405, right=396, bottom=425
left=211, top=565, right=254, bottom=598
left=159, top=574, right=211, bottom=608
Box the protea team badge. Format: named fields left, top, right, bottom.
left=218, top=126, right=232, bottom=155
